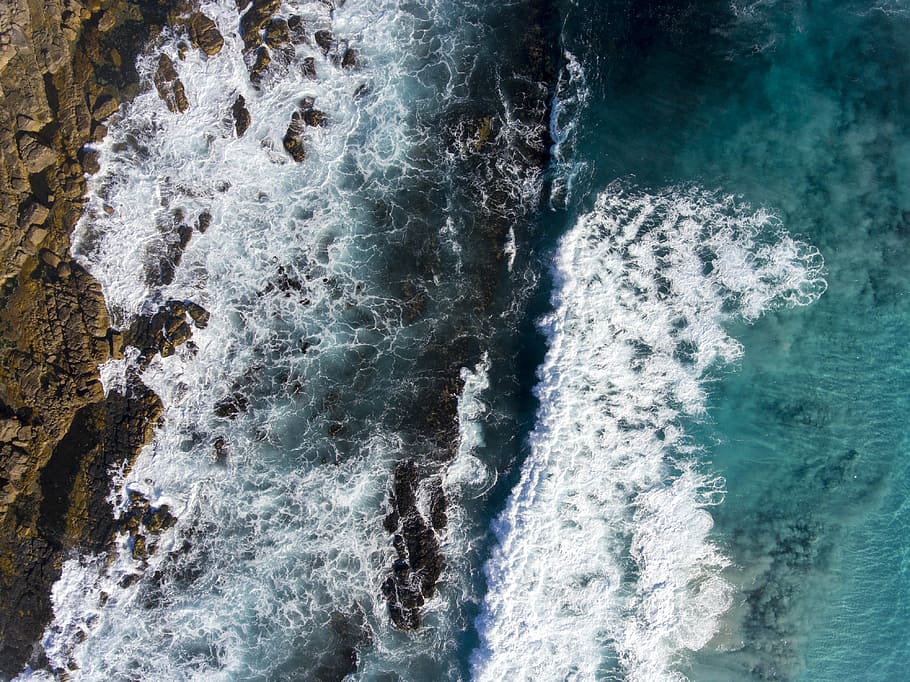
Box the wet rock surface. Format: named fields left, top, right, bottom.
left=232, top=94, right=251, bottom=137
left=0, top=0, right=181, bottom=675
left=377, top=0, right=558, bottom=632
left=153, top=53, right=188, bottom=113
left=187, top=11, right=223, bottom=56
left=238, top=0, right=282, bottom=51
left=124, top=298, right=209, bottom=366
left=381, top=460, right=447, bottom=629
left=282, top=98, right=327, bottom=162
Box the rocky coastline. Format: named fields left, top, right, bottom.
left=0, top=0, right=558, bottom=674
left=0, top=1, right=198, bottom=676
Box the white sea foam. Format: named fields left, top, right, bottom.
left=472, top=184, right=825, bottom=681
left=26, top=0, right=533, bottom=679
left=445, top=354, right=494, bottom=498
left=549, top=49, right=590, bottom=209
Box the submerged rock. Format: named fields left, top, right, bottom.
left=381, top=460, right=445, bottom=630
left=301, top=56, right=317, bottom=80
left=340, top=48, right=358, bottom=70
left=213, top=392, right=249, bottom=420
left=314, top=29, right=335, bottom=54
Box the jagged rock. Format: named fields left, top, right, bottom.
left=143, top=504, right=176, bottom=533
left=341, top=48, right=358, bottom=70
left=249, top=45, right=271, bottom=86
left=232, top=95, right=251, bottom=137
left=264, top=18, right=290, bottom=49
left=186, top=301, right=210, bottom=328
left=287, top=15, right=307, bottom=43
left=301, top=56, right=317, bottom=79
left=124, top=299, right=205, bottom=365
left=213, top=435, right=227, bottom=464
left=18, top=202, right=49, bottom=228
left=381, top=460, right=445, bottom=630
left=213, top=392, right=249, bottom=419
left=303, top=107, right=327, bottom=127
left=107, top=329, right=124, bottom=359
left=188, top=12, right=224, bottom=56
left=314, top=29, right=334, bottom=54
left=92, top=94, right=119, bottom=120
left=239, top=0, right=282, bottom=50
left=131, top=534, right=148, bottom=560
left=17, top=133, right=58, bottom=173
left=281, top=98, right=327, bottom=162
left=79, top=147, right=101, bottom=174
left=196, top=209, right=212, bottom=233
left=153, top=53, right=188, bottom=113
left=283, top=115, right=307, bottom=162
left=0, top=1, right=180, bottom=674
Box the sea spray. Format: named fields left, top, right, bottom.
left=28, top=0, right=556, bottom=678
left=473, top=184, right=825, bottom=681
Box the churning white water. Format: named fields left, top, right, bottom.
left=23, top=0, right=550, bottom=678
left=472, top=184, right=825, bottom=681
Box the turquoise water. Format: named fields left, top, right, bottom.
left=555, top=0, right=910, bottom=678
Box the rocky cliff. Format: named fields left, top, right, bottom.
left=0, top=1, right=183, bottom=675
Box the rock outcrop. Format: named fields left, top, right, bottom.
left=0, top=0, right=181, bottom=675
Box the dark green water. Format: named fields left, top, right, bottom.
left=554, top=0, right=910, bottom=678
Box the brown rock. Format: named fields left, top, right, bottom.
left=153, top=53, right=189, bottom=113
left=188, top=12, right=224, bottom=56
left=249, top=45, right=271, bottom=86
left=0, top=0, right=181, bottom=674
left=92, top=94, right=119, bottom=120
left=283, top=115, right=306, bottom=162
left=341, top=48, right=358, bottom=70
left=264, top=18, right=290, bottom=49
left=186, top=302, right=210, bottom=328
left=239, top=0, right=282, bottom=50
left=303, top=108, right=326, bottom=127
left=17, top=133, right=58, bottom=173
left=18, top=202, right=50, bottom=228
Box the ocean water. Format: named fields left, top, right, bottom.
left=16, top=0, right=910, bottom=680
left=542, top=0, right=910, bottom=679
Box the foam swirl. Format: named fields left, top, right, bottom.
left=473, top=184, right=825, bottom=681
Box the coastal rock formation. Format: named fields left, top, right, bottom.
left=238, top=0, right=282, bottom=51
left=232, top=94, right=250, bottom=136
left=381, top=460, right=447, bottom=629
left=377, top=1, right=558, bottom=631
left=0, top=0, right=180, bottom=675
left=153, top=52, right=188, bottom=113
left=187, top=11, right=223, bottom=56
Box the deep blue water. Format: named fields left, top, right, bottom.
left=19, top=0, right=910, bottom=680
